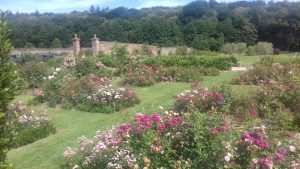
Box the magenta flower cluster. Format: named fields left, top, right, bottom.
left=117, top=112, right=182, bottom=135
left=175, top=87, right=224, bottom=112
left=241, top=131, right=269, bottom=150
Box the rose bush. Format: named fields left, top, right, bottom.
left=41, top=74, right=140, bottom=113
left=6, top=102, right=55, bottom=148
left=64, top=109, right=230, bottom=169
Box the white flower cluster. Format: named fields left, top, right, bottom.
left=44, top=67, right=63, bottom=80
left=87, top=85, right=130, bottom=105
left=18, top=114, right=33, bottom=124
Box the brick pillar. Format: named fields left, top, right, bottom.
left=72, top=34, right=80, bottom=57
left=91, top=34, right=99, bottom=57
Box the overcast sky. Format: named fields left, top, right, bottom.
left=0, top=0, right=299, bottom=13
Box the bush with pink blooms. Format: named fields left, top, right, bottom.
left=63, top=109, right=231, bottom=169
left=174, top=87, right=224, bottom=112
left=6, top=102, right=55, bottom=148
left=223, top=127, right=300, bottom=169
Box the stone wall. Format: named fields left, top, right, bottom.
left=12, top=41, right=193, bottom=56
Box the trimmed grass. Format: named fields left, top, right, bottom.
left=237, top=55, right=261, bottom=67
left=8, top=72, right=240, bottom=169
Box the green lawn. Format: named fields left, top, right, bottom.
left=237, top=55, right=261, bottom=67
left=8, top=72, right=240, bottom=169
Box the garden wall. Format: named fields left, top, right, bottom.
left=12, top=41, right=193, bottom=56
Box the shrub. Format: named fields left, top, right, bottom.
left=6, top=102, right=56, bottom=148
left=42, top=74, right=64, bottom=107
left=142, top=55, right=237, bottom=70
left=63, top=84, right=300, bottom=169
left=227, top=128, right=299, bottom=169
left=221, top=42, right=247, bottom=54
left=41, top=74, right=139, bottom=113
left=98, top=55, right=119, bottom=67
left=75, top=58, right=96, bottom=77
left=174, top=87, right=224, bottom=112
left=123, top=65, right=217, bottom=86
left=45, top=57, right=61, bottom=68
left=255, top=42, right=273, bottom=56
left=19, top=61, right=49, bottom=88
left=273, top=48, right=281, bottom=55
left=246, top=46, right=256, bottom=56
left=111, top=43, right=128, bottom=59
left=176, top=46, right=188, bottom=56
left=64, top=110, right=229, bottom=169
left=140, top=44, right=153, bottom=56
left=155, top=66, right=216, bottom=82
left=192, top=49, right=219, bottom=56
left=232, top=63, right=300, bottom=128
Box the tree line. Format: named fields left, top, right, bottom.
left=5, top=0, right=300, bottom=51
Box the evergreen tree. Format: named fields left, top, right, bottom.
left=51, top=38, right=62, bottom=48
left=0, top=11, right=17, bottom=168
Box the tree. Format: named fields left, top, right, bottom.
left=51, top=38, right=62, bottom=48
left=0, top=11, right=17, bottom=168
left=89, top=5, right=96, bottom=13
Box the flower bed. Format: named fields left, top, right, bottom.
left=6, top=102, right=56, bottom=148
left=41, top=74, right=140, bottom=113
left=123, top=64, right=218, bottom=86
left=64, top=110, right=230, bottom=169
left=63, top=85, right=300, bottom=169
left=142, top=55, right=237, bottom=70
left=232, top=63, right=300, bottom=128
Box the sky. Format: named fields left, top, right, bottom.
left=0, top=0, right=196, bottom=13
left=0, top=0, right=299, bottom=13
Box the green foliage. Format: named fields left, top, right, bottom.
left=13, top=54, right=40, bottom=64
left=51, top=38, right=62, bottom=48
left=19, top=61, right=48, bottom=88
left=140, top=44, right=152, bottom=56
left=6, top=1, right=300, bottom=51
left=176, top=46, right=188, bottom=56
left=185, top=111, right=228, bottom=168
left=0, top=12, right=17, bottom=168
left=255, top=42, right=273, bottom=56
left=12, top=123, right=56, bottom=148
left=6, top=102, right=56, bottom=148
left=111, top=43, right=128, bottom=59
left=142, top=55, right=237, bottom=70
left=41, top=74, right=140, bottom=113
left=232, top=63, right=300, bottom=129
left=75, top=58, right=96, bottom=77
left=75, top=57, right=114, bottom=78
left=98, top=55, right=119, bottom=67
left=246, top=45, right=256, bottom=56
left=221, top=42, right=247, bottom=54
left=123, top=64, right=218, bottom=86
left=42, top=76, right=63, bottom=107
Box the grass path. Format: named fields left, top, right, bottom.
left=8, top=72, right=239, bottom=169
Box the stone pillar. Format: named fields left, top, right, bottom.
left=91, top=34, right=99, bottom=57
left=72, top=34, right=80, bottom=57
